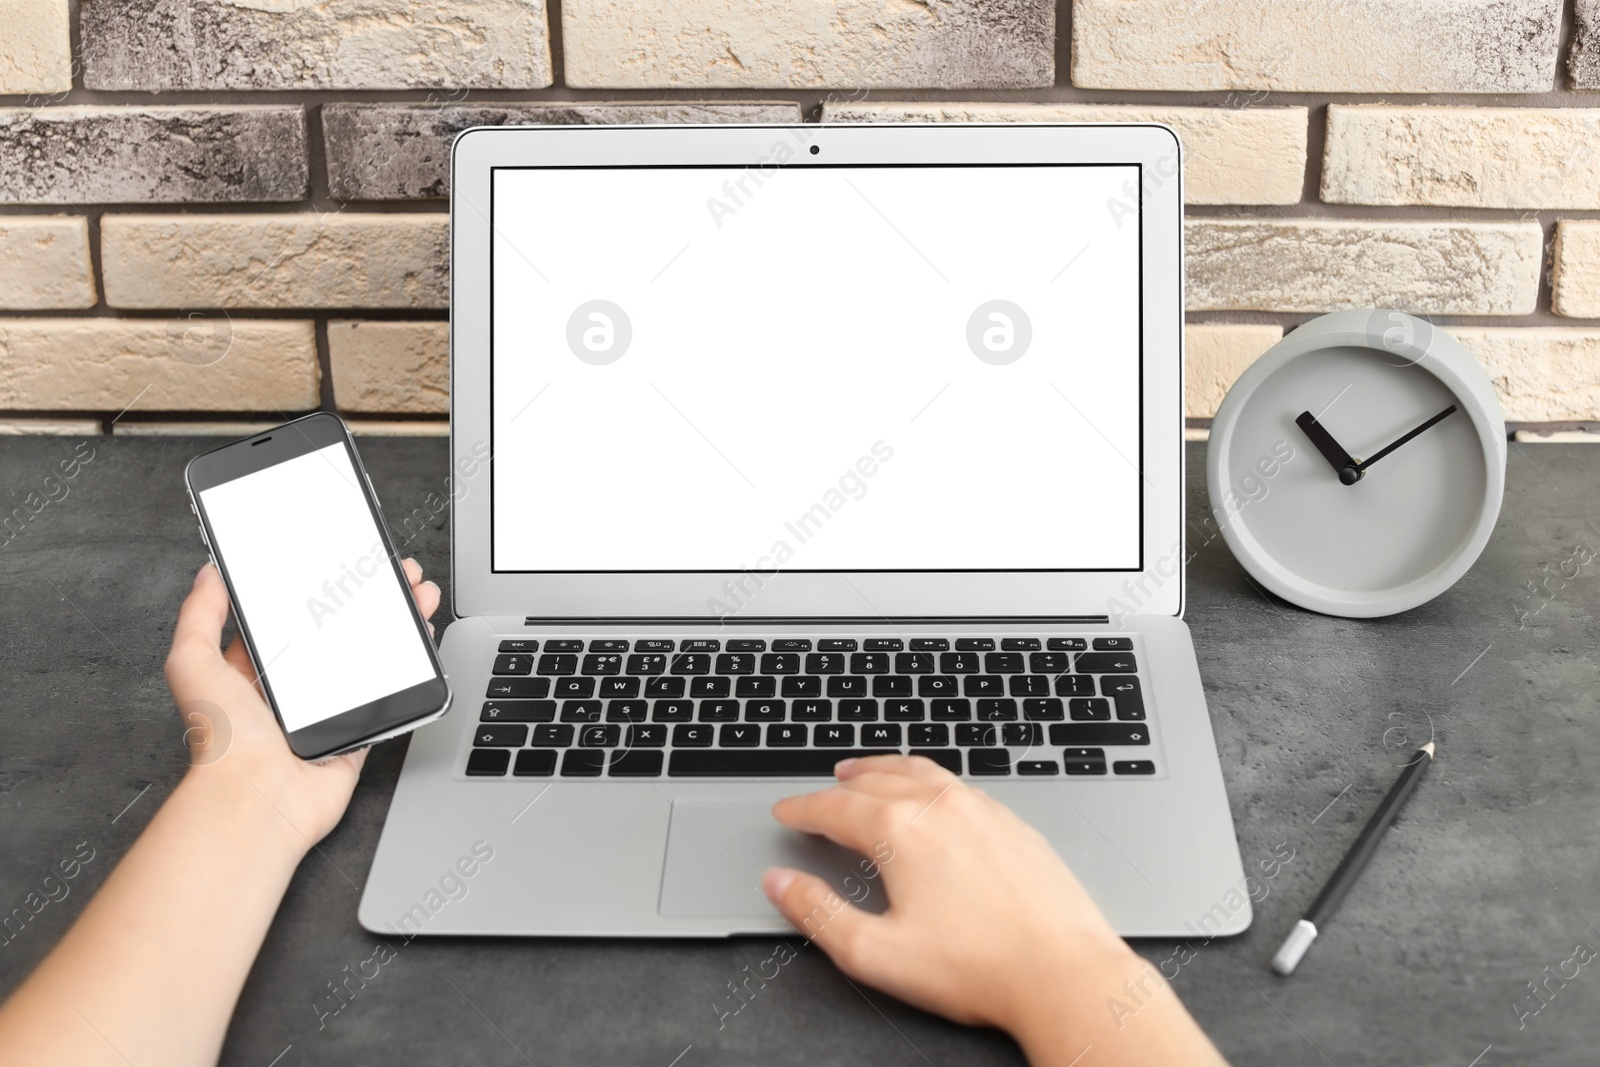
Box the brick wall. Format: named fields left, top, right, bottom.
left=2, top=0, right=1599, bottom=437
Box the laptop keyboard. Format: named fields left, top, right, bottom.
left=465, top=637, right=1156, bottom=780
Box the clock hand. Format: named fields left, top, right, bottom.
left=1295, top=410, right=1364, bottom=485
left=1355, top=404, right=1458, bottom=473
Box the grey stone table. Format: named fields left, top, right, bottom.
left=3, top=436, right=1597, bottom=1066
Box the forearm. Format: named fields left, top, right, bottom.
left=0, top=771, right=307, bottom=1067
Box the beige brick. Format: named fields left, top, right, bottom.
left=329, top=320, right=448, bottom=414
left=1323, top=106, right=1600, bottom=209
left=1073, top=0, right=1561, bottom=93
left=0, top=216, right=95, bottom=310
left=1184, top=427, right=1210, bottom=442
left=1184, top=323, right=1284, bottom=418
left=823, top=103, right=1306, bottom=206
left=1512, top=430, right=1600, bottom=442
left=1186, top=219, right=1542, bottom=316
left=1446, top=328, right=1600, bottom=422
left=346, top=420, right=451, bottom=437
left=101, top=214, right=448, bottom=310
left=113, top=421, right=279, bottom=437
left=563, top=0, right=1052, bottom=88
left=0, top=319, right=318, bottom=411
left=1553, top=221, right=1600, bottom=319
left=0, top=0, right=71, bottom=94
left=0, top=418, right=101, bottom=436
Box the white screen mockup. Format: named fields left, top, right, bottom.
left=199, top=443, right=436, bottom=733
left=491, top=163, right=1142, bottom=573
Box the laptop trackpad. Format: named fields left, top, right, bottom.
left=659, top=799, right=890, bottom=919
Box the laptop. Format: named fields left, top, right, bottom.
left=358, top=122, right=1252, bottom=939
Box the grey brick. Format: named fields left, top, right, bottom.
left=323, top=102, right=804, bottom=201
left=0, top=106, right=307, bottom=205
left=1573, top=0, right=1600, bottom=89
left=82, top=0, right=552, bottom=91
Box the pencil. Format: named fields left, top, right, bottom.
left=1270, top=741, right=1435, bottom=976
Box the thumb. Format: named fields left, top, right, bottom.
left=763, top=867, right=879, bottom=976
left=166, top=564, right=231, bottom=685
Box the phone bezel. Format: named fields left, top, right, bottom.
left=185, top=412, right=452, bottom=761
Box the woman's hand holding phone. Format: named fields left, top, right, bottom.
left=166, top=558, right=441, bottom=850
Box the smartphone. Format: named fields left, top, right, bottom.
left=185, top=413, right=451, bottom=760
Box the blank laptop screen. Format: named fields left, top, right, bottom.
left=489, top=160, right=1142, bottom=573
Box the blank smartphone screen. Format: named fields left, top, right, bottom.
left=198, top=442, right=436, bottom=734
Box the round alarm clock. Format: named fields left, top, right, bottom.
left=1206, top=310, right=1506, bottom=618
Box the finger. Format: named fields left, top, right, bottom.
left=413, top=579, right=441, bottom=620
left=223, top=634, right=253, bottom=675
left=836, top=753, right=958, bottom=786
left=763, top=867, right=879, bottom=972
left=772, top=786, right=889, bottom=856
left=167, top=565, right=230, bottom=670
left=402, top=558, right=423, bottom=587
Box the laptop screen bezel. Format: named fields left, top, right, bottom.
left=449, top=123, right=1184, bottom=621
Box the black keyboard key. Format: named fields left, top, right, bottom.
left=1063, top=747, right=1106, bottom=761
left=791, top=699, right=833, bottom=722
left=969, top=748, right=1010, bottom=775
left=965, top=675, right=1006, bottom=697
left=828, top=676, right=868, bottom=698
left=819, top=639, right=857, bottom=651
left=1076, top=652, right=1137, bottom=673
left=815, top=723, right=855, bottom=746
left=600, top=677, right=641, bottom=698
left=745, top=699, right=786, bottom=722
left=645, top=677, right=686, bottom=698
left=1002, top=638, right=1042, bottom=651
left=1023, top=698, right=1065, bottom=721
left=1048, top=637, right=1087, bottom=651
left=1055, top=674, right=1096, bottom=697
left=1102, top=676, right=1145, bottom=720
left=884, top=699, right=926, bottom=721
left=485, top=677, right=550, bottom=699
left=636, top=639, right=674, bottom=652
left=474, top=723, right=527, bottom=747
left=558, top=700, right=602, bottom=722
left=672, top=653, right=711, bottom=675
left=985, top=652, right=1024, bottom=673
left=1114, top=760, right=1157, bottom=775
left=1009, top=675, right=1051, bottom=697
left=499, top=639, right=538, bottom=653
left=782, top=676, right=823, bottom=698
left=806, top=652, right=846, bottom=674
left=537, top=653, right=576, bottom=675
left=1049, top=723, right=1150, bottom=746
left=726, top=639, right=766, bottom=652
left=737, top=676, right=777, bottom=698
left=957, top=638, right=996, bottom=651
left=768, top=723, right=808, bottom=747
left=466, top=749, right=510, bottom=775
left=609, top=750, right=663, bottom=776
left=554, top=678, right=596, bottom=699
left=493, top=654, right=533, bottom=675
left=910, top=748, right=962, bottom=773
left=865, top=638, right=903, bottom=651
left=561, top=749, right=605, bottom=776
left=909, top=723, right=949, bottom=746
left=931, top=699, right=972, bottom=721
left=682, top=639, right=720, bottom=652
left=545, top=639, right=584, bottom=652
left=1069, top=698, right=1112, bottom=721
left=956, top=723, right=997, bottom=746
left=895, top=652, right=936, bottom=673
left=531, top=724, right=575, bottom=747
left=698, top=700, right=741, bottom=722
left=1094, top=637, right=1134, bottom=651
left=772, top=639, right=812, bottom=652
left=1018, top=760, right=1058, bottom=775
left=691, top=677, right=732, bottom=698
left=861, top=723, right=902, bottom=747
left=977, top=699, right=1019, bottom=721
left=652, top=700, right=695, bottom=723
left=1030, top=652, right=1070, bottom=673
left=839, top=699, right=879, bottom=722
left=715, top=653, right=757, bottom=675
left=626, top=654, right=667, bottom=675
left=850, top=653, right=890, bottom=674
left=719, top=723, right=761, bottom=747
left=941, top=652, right=981, bottom=674
left=513, top=749, right=556, bottom=776
left=481, top=700, right=555, bottom=723
left=1002, top=723, right=1042, bottom=746
left=674, top=723, right=714, bottom=747
left=873, top=676, right=912, bottom=697
left=589, top=638, right=629, bottom=652
left=582, top=654, right=623, bottom=675
left=919, top=675, right=959, bottom=697
left=606, top=700, right=648, bottom=722
left=1064, top=756, right=1108, bottom=775
left=668, top=749, right=876, bottom=776
left=626, top=724, right=668, bottom=747
left=761, top=653, right=800, bottom=674
left=911, top=638, right=950, bottom=651
left=578, top=724, right=619, bottom=747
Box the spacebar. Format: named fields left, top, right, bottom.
left=668, top=749, right=877, bottom=776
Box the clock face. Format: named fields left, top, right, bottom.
left=1210, top=317, right=1505, bottom=618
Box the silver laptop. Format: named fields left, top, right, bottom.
left=358, top=123, right=1251, bottom=939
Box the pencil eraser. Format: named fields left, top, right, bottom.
left=1270, top=919, right=1318, bottom=976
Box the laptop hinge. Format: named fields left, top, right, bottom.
left=521, top=615, right=1113, bottom=626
